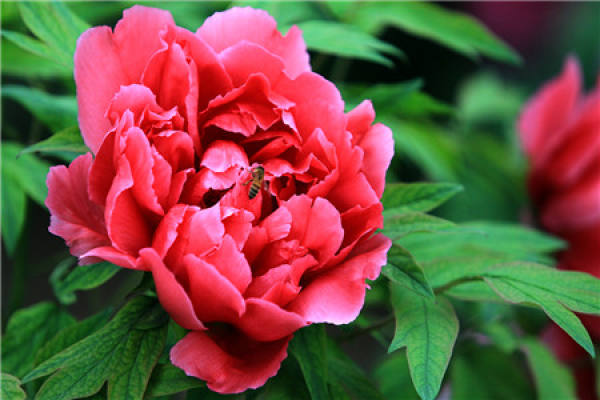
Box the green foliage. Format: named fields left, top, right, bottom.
left=521, top=338, right=577, bottom=400
left=23, top=296, right=168, bottom=400
left=450, top=347, right=534, bottom=400
left=145, top=364, right=205, bottom=397
left=298, top=20, right=402, bottom=67
left=485, top=264, right=599, bottom=357
left=2, top=302, right=75, bottom=378
left=349, top=2, right=520, bottom=64
left=2, top=142, right=51, bottom=207
left=1, top=162, right=26, bottom=255
left=382, top=245, right=433, bottom=298
left=290, top=325, right=330, bottom=400
left=382, top=182, right=463, bottom=213
left=2, top=85, right=78, bottom=131
left=374, top=352, right=420, bottom=400
left=383, top=212, right=454, bottom=238
left=50, top=259, right=121, bottom=305
left=388, top=285, right=459, bottom=400
left=1, top=373, right=26, bottom=400
left=17, top=1, right=88, bottom=68
left=20, top=126, right=89, bottom=157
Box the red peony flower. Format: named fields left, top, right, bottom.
left=519, top=57, right=600, bottom=399
left=46, top=6, right=393, bottom=393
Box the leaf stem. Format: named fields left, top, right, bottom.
left=433, top=277, right=482, bottom=295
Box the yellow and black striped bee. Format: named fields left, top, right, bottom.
left=247, top=166, right=265, bottom=199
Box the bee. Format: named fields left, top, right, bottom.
left=246, top=166, right=266, bottom=199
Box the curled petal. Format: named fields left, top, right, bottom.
left=171, top=329, right=291, bottom=394
left=139, top=248, right=205, bottom=330
left=197, top=7, right=309, bottom=78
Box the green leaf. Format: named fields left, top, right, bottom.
left=450, top=347, right=534, bottom=400
left=374, top=352, right=419, bottom=400
left=2, top=302, right=75, bottom=377
left=1, top=373, right=26, bottom=400
left=339, top=80, right=422, bottom=112
left=20, top=126, right=89, bottom=157
left=351, top=2, right=520, bottom=64
left=388, top=119, right=459, bottom=181
left=35, top=310, right=112, bottom=366
left=383, top=212, right=454, bottom=238
left=51, top=260, right=121, bottom=305
left=298, top=20, right=402, bottom=67
left=145, top=364, right=204, bottom=397
left=18, top=1, right=89, bottom=67
left=107, top=325, right=168, bottom=399
left=290, top=325, right=330, bottom=400
left=24, top=296, right=168, bottom=400
left=1, top=30, right=57, bottom=63
left=382, top=245, right=433, bottom=298
left=521, top=338, right=576, bottom=400
left=326, top=338, right=385, bottom=400
left=484, top=263, right=599, bottom=357
left=2, top=85, right=78, bottom=131
left=394, top=91, right=454, bottom=119
left=480, top=322, right=518, bottom=353
left=1, top=38, right=71, bottom=78
left=399, top=222, right=564, bottom=265
left=388, top=285, right=458, bottom=400
left=2, top=142, right=50, bottom=207
left=382, top=182, right=463, bottom=213
left=1, top=167, right=26, bottom=256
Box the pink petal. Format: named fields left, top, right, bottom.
left=274, top=72, right=345, bottom=146
left=152, top=205, right=188, bottom=258
left=139, top=248, right=205, bottom=330
left=170, top=330, right=291, bottom=394
left=74, top=27, right=128, bottom=153
left=196, top=7, right=309, bottom=78
left=346, top=100, right=375, bottom=145
left=184, top=254, right=246, bottom=323
left=201, top=140, right=248, bottom=172
left=357, top=123, right=394, bottom=198
left=113, top=5, right=175, bottom=82
left=302, top=197, right=344, bottom=265
left=519, top=57, right=581, bottom=163
left=289, top=234, right=391, bottom=324
left=81, top=246, right=138, bottom=269
left=327, top=171, right=380, bottom=212
left=236, top=298, right=306, bottom=341
left=105, top=156, right=152, bottom=254
left=142, top=41, right=191, bottom=113
left=203, top=235, right=252, bottom=293
left=220, top=41, right=285, bottom=88
left=46, top=154, right=110, bottom=258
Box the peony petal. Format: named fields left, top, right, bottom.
left=46, top=154, right=110, bottom=258
left=81, top=246, right=138, bottom=270
left=519, top=57, right=581, bottom=163
left=184, top=254, right=246, bottom=323
left=113, top=5, right=175, bottom=82
left=74, top=27, right=128, bottom=153
left=220, top=41, right=286, bottom=88
left=170, top=329, right=291, bottom=394
left=203, top=235, right=252, bottom=293
left=139, top=248, right=205, bottom=330
left=196, top=7, right=309, bottom=78
left=357, top=123, right=394, bottom=198
left=274, top=72, right=345, bottom=147
left=236, top=298, right=306, bottom=341
left=105, top=156, right=152, bottom=254
left=142, top=41, right=191, bottom=113
left=201, top=140, right=249, bottom=173
left=345, top=100, right=375, bottom=145
left=302, top=197, right=343, bottom=265
left=152, top=205, right=188, bottom=258
left=327, top=171, right=380, bottom=212
left=289, top=234, right=391, bottom=324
